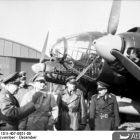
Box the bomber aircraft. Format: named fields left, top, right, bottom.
left=31, top=0, right=140, bottom=125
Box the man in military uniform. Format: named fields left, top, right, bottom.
left=56, top=76, right=87, bottom=130
left=19, top=72, right=58, bottom=130
left=0, top=72, right=39, bottom=130
left=89, top=81, right=120, bottom=130
left=15, top=71, right=33, bottom=104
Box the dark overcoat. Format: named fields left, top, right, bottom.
left=19, top=90, right=57, bottom=130
left=89, top=93, right=120, bottom=130
left=0, top=88, right=35, bottom=130
left=57, top=88, right=87, bottom=130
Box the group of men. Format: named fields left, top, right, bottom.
left=0, top=71, right=120, bottom=131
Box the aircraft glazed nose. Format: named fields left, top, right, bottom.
left=93, top=35, right=122, bottom=62
left=32, top=63, right=46, bottom=73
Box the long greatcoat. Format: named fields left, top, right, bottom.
left=89, top=93, right=120, bottom=130
left=19, top=90, right=58, bottom=130
left=56, top=88, right=87, bottom=130
left=0, top=88, right=35, bottom=130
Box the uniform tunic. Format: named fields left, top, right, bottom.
left=19, top=90, right=58, bottom=130
left=57, top=88, right=87, bottom=130
left=89, top=93, right=120, bottom=130
left=0, top=88, right=35, bottom=130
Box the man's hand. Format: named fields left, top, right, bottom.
left=32, top=91, right=42, bottom=104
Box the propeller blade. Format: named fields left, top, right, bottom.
left=111, top=49, right=140, bottom=81
left=61, top=37, right=67, bottom=62
left=40, top=32, right=49, bottom=63
left=107, top=0, right=121, bottom=35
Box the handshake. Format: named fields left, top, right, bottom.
left=31, top=91, right=43, bottom=104
left=30, top=91, right=44, bottom=109
left=20, top=90, right=43, bottom=107
left=20, top=90, right=42, bottom=107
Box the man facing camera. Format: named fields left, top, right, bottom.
left=19, top=72, right=58, bottom=130
left=89, top=81, right=120, bottom=130
left=56, top=76, right=87, bottom=130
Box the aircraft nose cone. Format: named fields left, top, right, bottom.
left=32, top=63, right=46, bottom=73
left=93, top=35, right=122, bottom=62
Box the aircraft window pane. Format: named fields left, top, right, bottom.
left=51, top=41, right=65, bottom=58
left=67, top=39, right=94, bottom=60
left=50, top=35, right=104, bottom=80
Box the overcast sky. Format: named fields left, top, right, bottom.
left=0, top=0, right=139, bottom=55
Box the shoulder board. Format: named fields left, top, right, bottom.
left=91, top=94, right=97, bottom=99
left=109, top=93, right=116, bottom=98
left=110, top=93, right=115, bottom=96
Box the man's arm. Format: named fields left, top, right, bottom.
left=89, top=95, right=96, bottom=130
left=113, top=95, right=120, bottom=129
left=1, top=96, right=35, bottom=121
left=80, top=92, right=87, bottom=125
left=50, top=94, right=58, bottom=120
left=79, top=91, right=87, bottom=130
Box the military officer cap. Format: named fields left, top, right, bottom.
left=66, top=76, right=77, bottom=85
left=35, top=76, right=46, bottom=83
left=18, top=71, right=26, bottom=81
left=97, top=81, right=109, bottom=90
left=3, top=72, right=21, bottom=85
left=19, top=71, right=26, bottom=77
left=31, top=72, right=46, bottom=83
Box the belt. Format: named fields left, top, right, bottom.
left=95, top=113, right=114, bottom=119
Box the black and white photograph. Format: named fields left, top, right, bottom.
left=0, top=0, right=140, bottom=139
